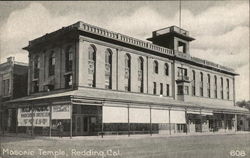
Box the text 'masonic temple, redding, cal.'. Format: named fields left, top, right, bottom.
left=0, top=21, right=249, bottom=137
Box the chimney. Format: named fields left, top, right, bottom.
left=7, top=56, right=15, bottom=63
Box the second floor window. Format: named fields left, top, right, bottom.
left=88, top=45, right=96, bottom=87
left=105, top=49, right=112, bottom=89
left=214, top=75, right=217, bottom=98
left=207, top=74, right=211, bottom=98
left=200, top=72, right=203, bottom=97
left=192, top=70, right=196, bottom=96
left=65, top=46, right=73, bottom=72
left=32, top=81, right=39, bottom=93
left=165, top=63, right=169, bottom=76
left=33, top=55, right=40, bottom=79
left=138, top=57, right=144, bottom=93
left=226, top=79, right=230, bottom=100
left=221, top=77, right=224, bottom=99
left=49, top=51, right=55, bottom=76
left=177, top=67, right=188, bottom=79
left=2, top=79, right=10, bottom=96
left=153, top=60, right=158, bottom=74
left=65, top=74, right=72, bottom=89
left=124, top=54, right=131, bottom=91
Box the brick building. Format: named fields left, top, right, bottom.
left=0, top=57, right=28, bottom=133
left=5, top=21, right=249, bottom=136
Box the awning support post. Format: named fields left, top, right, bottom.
left=200, top=108, right=202, bottom=133
left=49, top=105, right=52, bottom=137
left=16, top=106, right=18, bottom=135
left=213, top=115, right=216, bottom=133
left=234, top=114, right=237, bottom=132
left=169, top=108, right=171, bottom=135
left=224, top=113, right=227, bottom=132
left=150, top=106, right=152, bottom=136
left=101, top=105, right=104, bottom=138
left=185, top=108, right=188, bottom=134
left=31, top=104, right=34, bottom=137
left=128, top=105, right=130, bottom=137
left=70, top=104, right=73, bottom=139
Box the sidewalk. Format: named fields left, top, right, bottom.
left=1, top=131, right=250, bottom=140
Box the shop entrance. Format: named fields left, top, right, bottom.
left=75, top=115, right=89, bottom=136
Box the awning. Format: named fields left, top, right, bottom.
left=187, top=110, right=213, bottom=115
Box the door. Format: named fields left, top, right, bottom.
left=75, top=115, right=89, bottom=136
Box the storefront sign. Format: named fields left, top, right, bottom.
left=18, top=106, right=50, bottom=127
left=51, top=105, right=71, bottom=120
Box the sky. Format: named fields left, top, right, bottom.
left=0, top=1, right=249, bottom=101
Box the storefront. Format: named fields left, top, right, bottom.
left=3, top=90, right=249, bottom=137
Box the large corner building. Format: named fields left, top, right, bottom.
left=4, top=21, right=249, bottom=136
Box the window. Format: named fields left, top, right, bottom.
left=88, top=45, right=96, bottom=87
left=226, top=79, right=230, bottom=100
left=214, top=76, right=217, bottom=98
left=184, top=86, right=189, bottom=95
left=153, top=60, right=158, bottom=74
left=207, top=74, right=211, bottom=98
left=49, top=51, right=55, bottom=76
left=138, top=57, right=144, bottom=93
left=221, top=77, right=224, bottom=99
left=160, top=83, right=163, bottom=95
left=33, top=55, right=40, bottom=79
left=165, top=63, right=169, bottom=76
left=2, top=79, right=10, bottom=96
left=65, top=74, right=72, bottom=89
left=177, top=41, right=186, bottom=53
left=177, top=67, right=188, bottom=80
left=105, top=49, right=112, bottom=89
left=124, top=54, right=131, bottom=91
left=192, top=70, right=196, bottom=96
left=153, top=82, right=157, bottom=95
left=65, top=46, right=73, bottom=72
left=200, top=72, right=203, bottom=97
left=32, top=81, right=39, bottom=93
left=177, top=85, right=184, bottom=95
left=166, top=84, right=170, bottom=96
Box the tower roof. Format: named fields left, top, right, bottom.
left=147, top=26, right=195, bottom=42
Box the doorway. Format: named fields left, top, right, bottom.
left=75, top=115, right=89, bottom=136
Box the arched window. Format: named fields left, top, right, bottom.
left=200, top=72, right=203, bottom=96
left=207, top=74, right=211, bottom=98
left=105, top=49, right=112, bottom=89
left=226, top=79, right=229, bottom=100
left=33, top=55, right=40, bottom=79
left=192, top=70, right=196, bottom=96
left=124, top=54, right=131, bottom=91
left=138, top=57, right=144, bottom=93
left=221, top=77, right=224, bottom=99
left=65, top=46, right=73, bottom=72
left=214, top=75, right=217, bottom=98
left=164, top=63, right=169, bottom=76
left=49, top=51, right=55, bottom=76
left=88, top=44, right=96, bottom=87
left=153, top=60, right=158, bottom=74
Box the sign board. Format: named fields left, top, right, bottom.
left=51, top=105, right=71, bottom=120
left=18, top=106, right=50, bottom=127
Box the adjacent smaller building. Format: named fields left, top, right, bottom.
left=0, top=57, right=28, bottom=133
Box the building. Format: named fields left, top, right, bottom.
left=5, top=21, right=249, bottom=137
left=0, top=57, right=28, bottom=133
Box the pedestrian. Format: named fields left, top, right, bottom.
left=57, top=121, right=64, bottom=138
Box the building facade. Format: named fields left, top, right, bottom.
left=5, top=21, right=249, bottom=136
left=0, top=57, right=28, bottom=133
